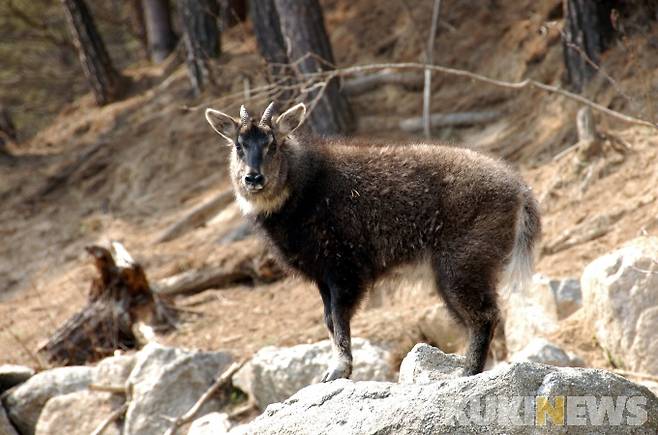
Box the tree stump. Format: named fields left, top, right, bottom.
left=38, top=242, right=175, bottom=366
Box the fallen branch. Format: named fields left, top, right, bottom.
left=153, top=239, right=285, bottom=296
left=90, top=403, right=128, bottom=435
left=342, top=69, right=422, bottom=96
left=156, top=190, right=234, bottom=243
left=543, top=195, right=655, bottom=255
left=399, top=111, right=499, bottom=132
left=89, top=383, right=128, bottom=394
left=163, top=361, right=244, bottom=435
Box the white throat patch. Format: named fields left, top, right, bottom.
left=235, top=188, right=290, bottom=216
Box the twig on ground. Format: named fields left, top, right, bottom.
left=163, top=361, right=245, bottom=435
left=90, top=403, right=128, bottom=435
left=89, top=383, right=128, bottom=394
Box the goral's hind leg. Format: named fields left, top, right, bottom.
left=433, top=255, right=500, bottom=376
left=317, top=279, right=361, bottom=382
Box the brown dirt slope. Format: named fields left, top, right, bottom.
left=1, top=0, right=657, bottom=371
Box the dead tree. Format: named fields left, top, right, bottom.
left=562, top=0, right=616, bottom=92
left=179, top=0, right=220, bottom=95
left=273, top=0, right=354, bottom=135
left=61, top=0, right=127, bottom=105
left=250, top=0, right=296, bottom=105
left=38, top=243, right=175, bottom=366
left=142, top=0, right=177, bottom=63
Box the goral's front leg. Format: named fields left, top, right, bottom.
left=318, top=282, right=354, bottom=382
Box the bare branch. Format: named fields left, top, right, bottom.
left=163, top=361, right=245, bottom=435
left=423, top=0, right=441, bottom=138
left=90, top=403, right=128, bottom=435
left=198, top=62, right=657, bottom=131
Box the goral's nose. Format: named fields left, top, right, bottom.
left=244, top=172, right=264, bottom=188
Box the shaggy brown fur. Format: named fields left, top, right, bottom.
left=205, top=104, right=541, bottom=380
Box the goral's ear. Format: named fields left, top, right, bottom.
left=205, top=108, right=239, bottom=145
left=274, top=103, right=306, bottom=142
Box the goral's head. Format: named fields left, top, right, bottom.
left=205, top=102, right=305, bottom=214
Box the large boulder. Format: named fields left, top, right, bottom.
left=35, top=391, right=124, bottom=435
left=0, top=365, right=35, bottom=393
left=398, top=343, right=464, bottom=383
left=504, top=274, right=560, bottom=353
left=92, top=353, right=136, bottom=386
left=188, top=412, right=231, bottom=435
left=239, top=344, right=658, bottom=434
left=2, top=366, right=93, bottom=435
left=510, top=338, right=583, bottom=367
left=233, top=338, right=394, bottom=409
left=124, top=343, right=233, bottom=435
left=551, top=278, right=582, bottom=319
left=417, top=304, right=466, bottom=353
left=581, top=237, right=658, bottom=375
left=1, top=405, right=19, bottom=435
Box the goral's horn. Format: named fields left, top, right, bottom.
left=260, top=102, right=275, bottom=126
left=239, top=105, right=251, bottom=125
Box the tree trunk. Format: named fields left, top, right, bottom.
left=128, top=0, right=149, bottom=57
left=250, top=0, right=296, bottom=105
left=562, top=0, right=616, bottom=92
left=179, top=0, right=220, bottom=95
left=142, top=0, right=177, bottom=63
left=273, top=0, right=354, bottom=135
left=61, top=0, right=126, bottom=106
left=0, top=105, right=16, bottom=152
left=219, top=0, right=247, bottom=29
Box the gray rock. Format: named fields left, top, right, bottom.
left=504, top=273, right=560, bottom=353
left=92, top=353, right=136, bottom=386
left=417, top=304, right=466, bottom=353
left=550, top=278, right=582, bottom=319
left=0, top=405, right=19, bottom=435
left=0, top=365, right=35, bottom=393
left=124, top=342, right=233, bottom=435
left=581, top=237, right=658, bottom=375
left=399, top=343, right=464, bottom=384
left=188, top=412, right=231, bottom=435
left=510, top=338, right=574, bottom=367
left=35, top=391, right=124, bottom=435
left=241, top=345, right=658, bottom=434
left=638, top=381, right=658, bottom=398
left=233, top=338, right=394, bottom=410
left=2, top=366, right=93, bottom=435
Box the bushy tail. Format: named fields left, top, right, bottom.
left=500, top=189, right=541, bottom=298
